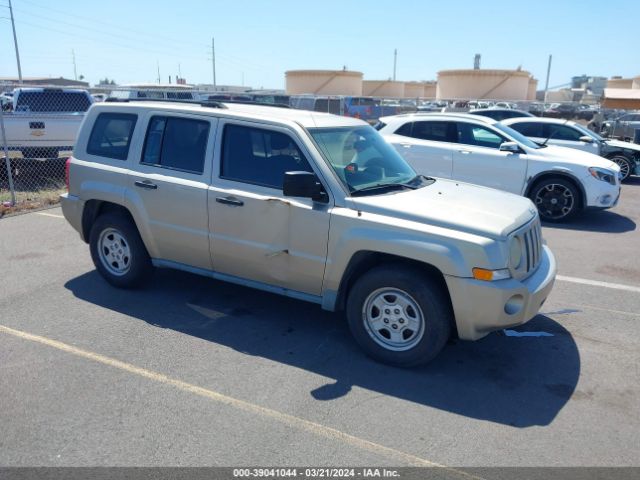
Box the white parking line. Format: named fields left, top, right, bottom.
left=35, top=212, right=64, bottom=219
left=557, top=275, right=640, bottom=294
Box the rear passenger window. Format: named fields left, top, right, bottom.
left=511, top=122, right=543, bottom=137
left=141, top=116, right=210, bottom=174
left=394, top=122, right=413, bottom=137
left=221, top=124, right=313, bottom=189
left=87, top=112, right=137, bottom=160
left=412, top=121, right=453, bottom=142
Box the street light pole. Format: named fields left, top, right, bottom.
left=211, top=36, right=217, bottom=90
left=8, top=0, right=23, bottom=84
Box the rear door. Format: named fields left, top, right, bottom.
left=451, top=121, right=528, bottom=194
left=127, top=112, right=217, bottom=270
left=387, top=120, right=455, bottom=178
left=208, top=121, right=331, bottom=296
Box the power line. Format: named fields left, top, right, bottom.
left=13, top=0, right=270, bottom=72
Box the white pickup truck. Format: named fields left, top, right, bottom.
left=2, top=88, right=93, bottom=159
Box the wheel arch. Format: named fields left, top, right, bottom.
left=524, top=170, right=586, bottom=208
left=333, top=250, right=457, bottom=337
left=81, top=200, right=135, bottom=244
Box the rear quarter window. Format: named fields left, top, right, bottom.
left=86, top=112, right=137, bottom=160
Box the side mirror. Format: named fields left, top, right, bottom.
left=499, top=141, right=521, bottom=153
left=283, top=171, right=327, bottom=203
left=579, top=135, right=594, bottom=143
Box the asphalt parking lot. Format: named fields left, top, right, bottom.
left=1, top=178, right=639, bottom=471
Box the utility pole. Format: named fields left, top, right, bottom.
left=393, top=49, right=397, bottom=81
left=157, top=60, right=161, bottom=84
left=211, top=37, right=217, bottom=90
left=543, top=54, right=552, bottom=104
left=8, top=0, right=23, bottom=84
left=72, top=49, right=78, bottom=81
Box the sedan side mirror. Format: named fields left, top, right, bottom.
left=579, top=135, right=594, bottom=143
left=499, top=141, right=521, bottom=153
left=283, top=171, right=328, bottom=203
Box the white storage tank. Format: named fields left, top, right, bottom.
left=285, top=70, right=363, bottom=96
left=362, top=80, right=404, bottom=97
left=403, top=81, right=424, bottom=98
left=423, top=82, right=437, bottom=98
left=436, top=69, right=531, bottom=100
left=527, top=77, right=538, bottom=100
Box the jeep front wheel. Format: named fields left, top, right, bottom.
left=346, top=265, right=452, bottom=367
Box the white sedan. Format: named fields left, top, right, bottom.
left=376, top=113, right=621, bottom=222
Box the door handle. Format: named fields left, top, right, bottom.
left=216, top=196, right=244, bottom=207
left=458, top=150, right=472, bottom=154
left=134, top=180, right=158, bottom=190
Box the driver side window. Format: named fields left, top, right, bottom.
left=221, top=124, right=313, bottom=190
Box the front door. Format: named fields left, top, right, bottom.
left=452, top=121, right=527, bottom=194
left=208, top=122, right=331, bottom=296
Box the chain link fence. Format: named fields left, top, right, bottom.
left=0, top=83, right=629, bottom=215
left=0, top=84, right=84, bottom=214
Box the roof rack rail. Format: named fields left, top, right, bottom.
left=201, top=99, right=291, bottom=109
left=104, top=97, right=227, bottom=109
left=104, top=97, right=290, bottom=109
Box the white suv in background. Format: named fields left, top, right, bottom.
left=501, top=116, right=640, bottom=182
left=377, top=113, right=621, bottom=222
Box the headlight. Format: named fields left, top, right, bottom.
left=509, top=237, right=523, bottom=269
left=588, top=167, right=616, bottom=185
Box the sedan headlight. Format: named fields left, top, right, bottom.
left=509, top=236, right=523, bottom=270
left=588, top=167, right=616, bottom=185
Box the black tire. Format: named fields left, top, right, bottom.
left=607, top=154, right=633, bottom=182
left=346, top=265, right=452, bottom=367
left=89, top=212, right=152, bottom=288
left=529, top=177, right=581, bottom=222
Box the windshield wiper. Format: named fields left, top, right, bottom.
left=350, top=183, right=416, bottom=197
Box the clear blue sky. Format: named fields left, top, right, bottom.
left=1, top=0, right=639, bottom=89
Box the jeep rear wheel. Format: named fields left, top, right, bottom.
left=346, top=265, right=452, bottom=367
left=89, top=212, right=152, bottom=288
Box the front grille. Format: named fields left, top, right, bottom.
left=522, top=219, right=543, bottom=275
left=514, top=217, right=542, bottom=278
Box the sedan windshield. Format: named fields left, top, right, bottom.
left=309, top=126, right=430, bottom=194
left=493, top=122, right=542, bottom=149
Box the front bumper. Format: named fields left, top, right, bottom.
left=582, top=175, right=621, bottom=209
left=444, top=245, right=557, bottom=341
left=59, top=193, right=85, bottom=240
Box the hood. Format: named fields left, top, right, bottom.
left=604, top=139, right=640, bottom=153
left=535, top=145, right=619, bottom=171
left=351, top=179, right=536, bottom=240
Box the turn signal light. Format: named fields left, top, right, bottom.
left=472, top=268, right=511, bottom=281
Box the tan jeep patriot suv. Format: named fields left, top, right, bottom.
left=61, top=100, right=556, bottom=366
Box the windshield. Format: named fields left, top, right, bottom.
left=572, top=123, right=604, bottom=141
left=309, top=126, right=422, bottom=194
left=493, top=122, right=543, bottom=149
